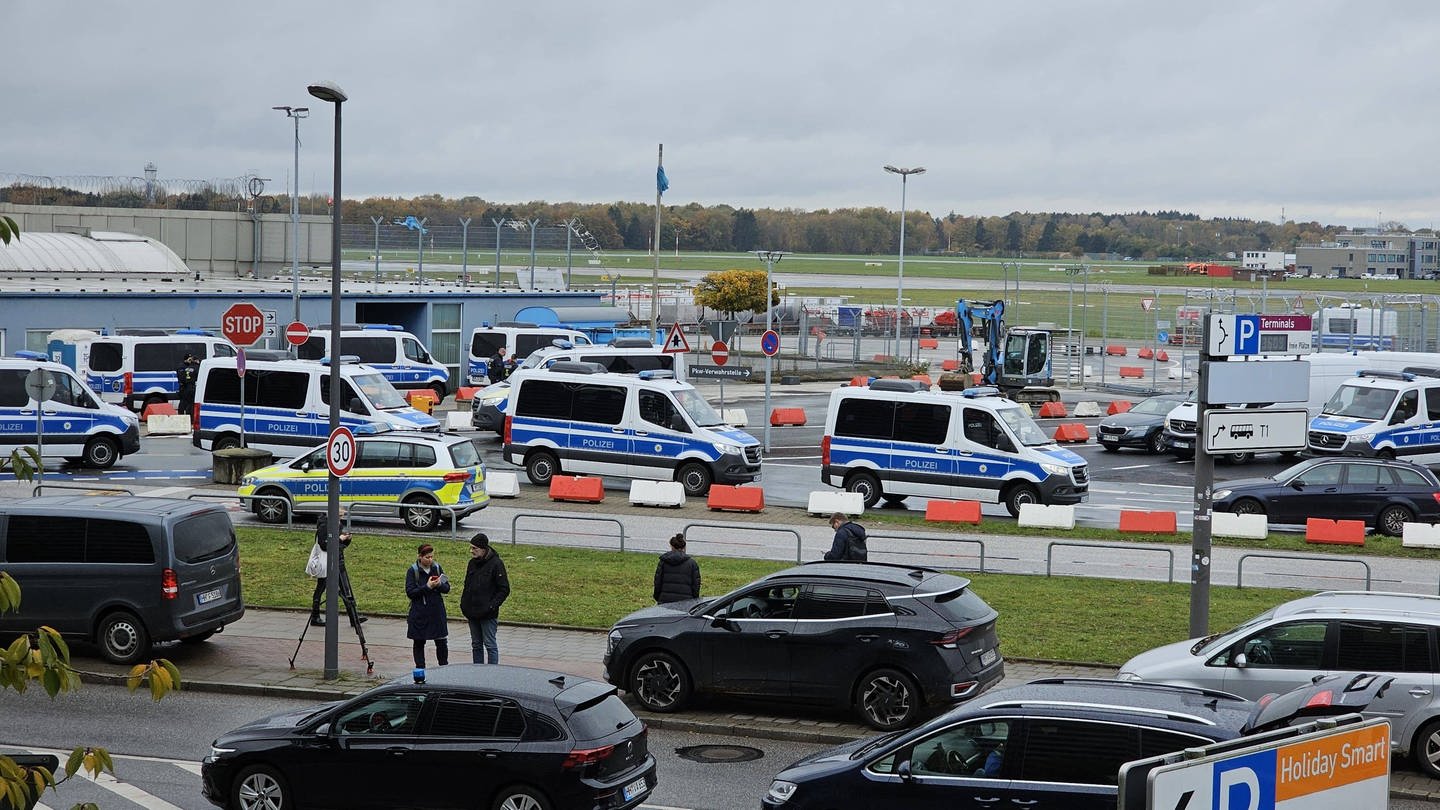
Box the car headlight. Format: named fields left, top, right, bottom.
left=240, top=476, right=256, bottom=488
left=718, top=443, right=743, bottom=456
left=210, top=744, right=236, bottom=759
left=1212, top=488, right=1232, bottom=500
left=766, top=781, right=799, bottom=804
left=1345, top=434, right=1368, bottom=447
left=607, top=628, right=622, bottom=654
left=1115, top=671, right=1142, bottom=682
left=1040, top=462, right=1069, bottom=477
left=480, top=391, right=508, bottom=405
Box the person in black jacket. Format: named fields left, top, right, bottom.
left=175, top=353, right=200, bottom=415
left=824, top=512, right=868, bottom=562
left=309, top=509, right=367, bottom=627
left=487, top=347, right=508, bottom=384
left=653, top=533, right=700, bottom=604
left=405, top=543, right=450, bottom=668
left=460, top=533, right=510, bottom=664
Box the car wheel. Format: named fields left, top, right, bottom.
left=856, top=667, right=920, bottom=731
left=403, top=495, right=440, bottom=532
left=430, top=383, right=448, bottom=404
left=82, top=436, right=119, bottom=469
left=492, top=785, right=551, bottom=810
left=1231, top=498, right=1266, bottom=518
left=524, top=450, right=559, bottom=487
left=142, top=395, right=167, bottom=412
left=1222, top=451, right=1253, bottom=465
left=676, top=462, right=712, bottom=497
left=881, top=494, right=908, bottom=506
left=844, top=471, right=882, bottom=509
left=213, top=434, right=242, bottom=452
left=1099, top=441, right=1118, bottom=452
left=630, top=651, right=691, bottom=713
left=1378, top=504, right=1415, bottom=537
left=1148, top=430, right=1167, bottom=454
left=97, top=610, right=150, bottom=665
left=231, top=764, right=292, bottom=810
left=254, top=489, right=291, bottom=525
left=1004, top=483, right=1039, bottom=518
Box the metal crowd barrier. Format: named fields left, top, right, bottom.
left=864, top=532, right=987, bottom=572
left=187, top=492, right=469, bottom=539
left=512, top=513, right=626, bottom=551
left=1236, top=553, right=1372, bottom=591
left=1046, top=541, right=1176, bottom=583
left=683, top=521, right=803, bottom=563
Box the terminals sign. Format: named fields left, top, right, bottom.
left=1208, top=314, right=1313, bottom=357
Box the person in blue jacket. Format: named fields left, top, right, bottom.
left=824, top=513, right=868, bottom=562
left=405, top=543, right=451, bottom=668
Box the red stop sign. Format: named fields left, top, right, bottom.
left=711, top=340, right=729, bottom=366
left=222, top=302, right=266, bottom=347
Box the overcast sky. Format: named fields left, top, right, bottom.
left=5, top=1, right=1437, bottom=228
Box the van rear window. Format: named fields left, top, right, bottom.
left=835, top=398, right=895, bottom=440
left=89, top=343, right=123, bottom=372
left=471, top=334, right=504, bottom=357
left=173, top=512, right=236, bottom=563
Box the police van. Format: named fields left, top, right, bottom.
left=0, top=352, right=141, bottom=469
left=192, top=354, right=440, bottom=458
left=471, top=340, right=685, bottom=432
left=1307, top=368, right=1440, bottom=465
left=296, top=324, right=450, bottom=401
left=467, top=323, right=592, bottom=385
left=503, top=363, right=761, bottom=496
left=47, top=329, right=236, bottom=410
left=822, top=380, right=1088, bottom=515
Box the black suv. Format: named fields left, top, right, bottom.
left=762, top=674, right=1391, bottom=809
left=603, top=562, right=1004, bottom=730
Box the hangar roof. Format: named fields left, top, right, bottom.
left=0, top=229, right=190, bottom=275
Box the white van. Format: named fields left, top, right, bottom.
left=46, top=329, right=236, bottom=410
left=822, top=381, right=1089, bottom=515
left=1308, top=368, right=1440, bottom=465
left=192, top=355, right=440, bottom=458
left=0, top=352, right=141, bottom=469
left=470, top=340, right=685, bottom=432
left=467, top=323, right=592, bottom=385
left=296, top=324, right=450, bottom=401
left=502, top=363, right=761, bottom=495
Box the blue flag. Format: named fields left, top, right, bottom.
left=657, top=166, right=670, bottom=195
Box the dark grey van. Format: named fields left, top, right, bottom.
left=0, top=496, right=244, bottom=664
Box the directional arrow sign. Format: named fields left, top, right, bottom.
left=1202, top=408, right=1308, bottom=453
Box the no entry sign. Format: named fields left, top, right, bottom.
left=285, top=321, right=311, bottom=346
left=712, top=341, right=729, bottom=366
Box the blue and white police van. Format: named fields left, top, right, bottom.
left=467, top=323, right=592, bottom=385
left=822, top=380, right=1089, bottom=515
left=47, top=329, right=236, bottom=410
left=192, top=354, right=439, bottom=458
left=297, top=324, right=450, bottom=401
left=502, top=363, right=760, bottom=496
left=0, top=352, right=141, bottom=469
left=1307, top=368, right=1440, bottom=465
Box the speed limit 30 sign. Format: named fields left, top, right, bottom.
left=327, top=426, right=356, bottom=477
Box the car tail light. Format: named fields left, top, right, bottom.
left=561, top=743, right=614, bottom=770
left=1304, top=691, right=1334, bottom=709
left=821, top=435, right=830, bottom=465
left=123, top=372, right=133, bottom=397
left=951, top=681, right=980, bottom=698
left=442, top=471, right=471, bottom=483
left=931, top=626, right=975, bottom=649
left=192, top=403, right=201, bottom=433
left=161, top=568, right=178, bottom=600
left=1432, top=492, right=1440, bottom=505
left=503, top=415, right=512, bottom=444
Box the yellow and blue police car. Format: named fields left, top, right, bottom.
left=238, top=431, right=489, bottom=532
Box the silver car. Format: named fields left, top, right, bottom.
left=1118, top=590, right=1440, bottom=778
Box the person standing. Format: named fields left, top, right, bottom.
left=487, top=347, right=508, bottom=384
left=176, top=352, right=200, bottom=415
left=460, top=533, right=510, bottom=664
left=654, top=533, right=700, bottom=604
left=308, top=509, right=365, bottom=627
left=824, top=512, right=868, bottom=562
left=405, top=543, right=450, bottom=668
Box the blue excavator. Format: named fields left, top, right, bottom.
left=955, top=299, right=1060, bottom=403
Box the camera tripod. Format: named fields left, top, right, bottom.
left=289, top=548, right=374, bottom=674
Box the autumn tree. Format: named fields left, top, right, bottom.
left=692, top=269, right=776, bottom=319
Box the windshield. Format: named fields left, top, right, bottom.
left=674, top=387, right=723, bottom=427
left=997, top=407, right=1051, bottom=446
left=1192, top=606, right=1279, bottom=656
left=351, top=372, right=407, bottom=409
left=1132, top=397, right=1181, bottom=415
left=1321, top=384, right=1397, bottom=420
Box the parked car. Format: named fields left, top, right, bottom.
left=604, top=562, right=1004, bottom=731
left=761, top=673, right=1390, bottom=809
left=237, top=431, right=489, bottom=532
left=1119, top=589, right=1440, bottom=777
left=1211, top=456, right=1440, bottom=536
left=201, top=664, right=657, bottom=810
left=1096, top=393, right=1188, bottom=452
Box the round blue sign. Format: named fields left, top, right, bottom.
left=761, top=330, right=781, bottom=357
left=1157, top=330, right=1170, bottom=344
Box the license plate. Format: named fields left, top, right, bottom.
left=1174, top=440, right=1192, bottom=449
left=197, top=587, right=222, bottom=605
left=980, top=648, right=998, bottom=666
left=622, top=777, right=648, bottom=802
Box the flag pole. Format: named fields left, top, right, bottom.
left=652, top=143, right=663, bottom=339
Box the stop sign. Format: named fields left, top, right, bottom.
left=222, top=302, right=266, bottom=347
left=711, top=340, right=729, bottom=366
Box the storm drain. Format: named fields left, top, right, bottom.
left=675, top=744, right=764, bottom=764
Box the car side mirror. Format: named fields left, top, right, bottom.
left=710, top=616, right=736, bottom=631
left=314, top=722, right=333, bottom=736
left=1234, top=652, right=1249, bottom=668
left=997, top=437, right=1016, bottom=453
left=1290, top=480, right=1305, bottom=491
left=669, top=414, right=689, bottom=432
left=421, top=352, right=431, bottom=364
left=300, top=460, right=313, bottom=472
left=897, top=759, right=914, bottom=782
left=348, top=397, right=367, bottom=414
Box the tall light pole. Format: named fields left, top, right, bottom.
left=273, top=105, right=309, bottom=351
left=753, top=250, right=786, bottom=452
left=308, top=79, right=346, bottom=681
left=884, top=165, right=925, bottom=362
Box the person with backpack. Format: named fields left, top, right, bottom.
left=824, top=512, right=868, bottom=562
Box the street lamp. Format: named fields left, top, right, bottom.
left=753, top=249, right=787, bottom=452
left=884, top=165, right=925, bottom=361
left=273, top=105, right=309, bottom=351
left=307, top=78, right=346, bottom=681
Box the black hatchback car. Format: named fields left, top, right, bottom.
left=201, top=665, right=657, bottom=810
left=761, top=674, right=1391, bottom=810
left=604, top=562, right=1004, bottom=731
left=1213, top=456, right=1440, bottom=536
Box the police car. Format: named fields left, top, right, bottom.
left=237, top=432, right=489, bottom=532
left=1308, top=368, right=1440, bottom=464
left=0, top=352, right=141, bottom=469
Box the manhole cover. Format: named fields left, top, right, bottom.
left=675, top=744, right=764, bottom=764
